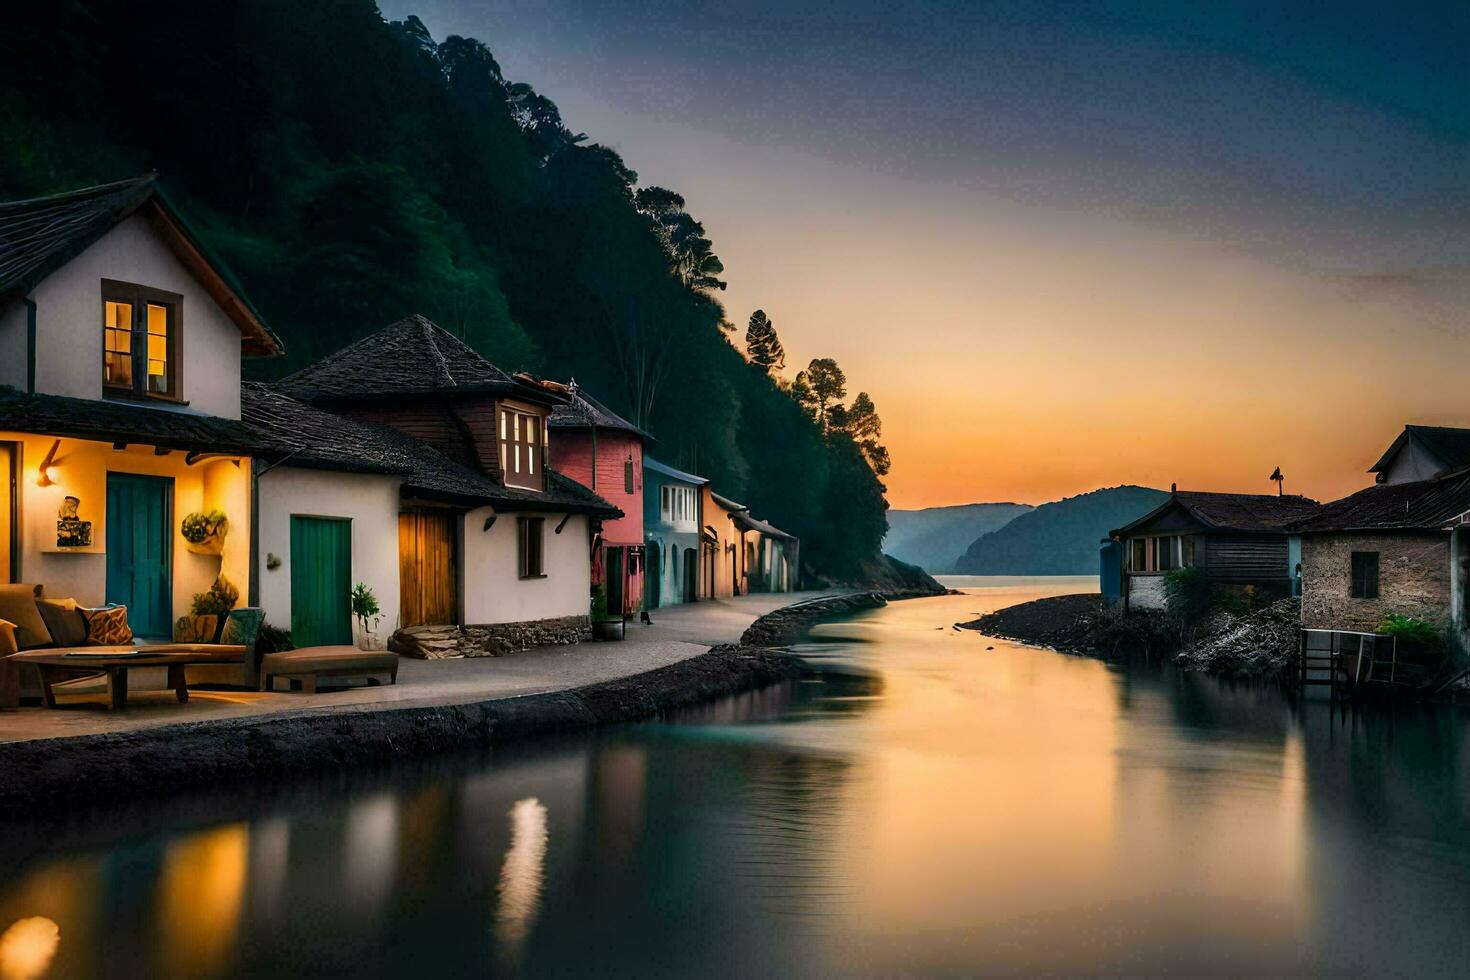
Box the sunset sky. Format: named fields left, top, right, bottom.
left=382, top=1, right=1470, bottom=509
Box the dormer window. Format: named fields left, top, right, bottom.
left=499, top=406, right=544, bottom=491
left=102, top=281, right=179, bottom=401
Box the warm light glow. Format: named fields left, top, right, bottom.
left=494, top=797, right=548, bottom=961
left=156, top=824, right=248, bottom=978
left=0, top=917, right=59, bottom=980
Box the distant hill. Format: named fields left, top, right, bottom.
left=885, top=503, right=1033, bottom=572
left=953, top=486, right=1168, bottom=575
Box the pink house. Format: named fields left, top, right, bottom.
left=544, top=381, right=650, bottom=617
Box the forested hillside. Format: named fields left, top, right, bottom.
left=885, top=503, right=1032, bottom=572
left=954, top=486, right=1167, bottom=575
left=0, top=1, right=893, bottom=579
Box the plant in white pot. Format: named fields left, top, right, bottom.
left=182, top=510, right=229, bottom=555
left=351, top=582, right=383, bottom=650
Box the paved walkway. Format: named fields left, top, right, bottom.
left=0, top=591, right=835, bottom=744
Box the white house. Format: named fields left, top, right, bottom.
left=269, top=316, right=621, bottom=655
left=0, top=176, right=282, bottom=668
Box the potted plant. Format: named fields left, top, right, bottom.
left=187, top=574, right=240, bottom=642
left=590, top=584, right=623, bottom=641
left=182, top=510, right=229, bottom=555
left=352, top=582, right=383, bottom=650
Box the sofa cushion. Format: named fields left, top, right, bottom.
left=37, top=598, right=88, bottom=648
left=85, top=605, right=133, bottom=646
left=0, top=584, right=51, bottom=650
left=220, top=608, right=264, bottom=649
left=173, top=615, right=219, bottom=643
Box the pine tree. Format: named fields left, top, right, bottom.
left=745, top=309, right=785, bottom=373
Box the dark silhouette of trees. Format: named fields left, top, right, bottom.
left=745, top=310, right=785, bottom=373
left=0, top=0, right=892, bottom=580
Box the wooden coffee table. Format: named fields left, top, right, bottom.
left=11, top=646, right=244, bottom=710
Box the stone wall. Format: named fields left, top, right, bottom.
left=1127, top=574, right=1166, bottom=610
left=390, top=615, right=591, bottom=659
left=1300, top=533, right=1450, bottom=632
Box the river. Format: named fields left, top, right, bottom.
left=2, top=577, right=1469, bottom=977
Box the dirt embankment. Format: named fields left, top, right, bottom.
left=961, top=594, right=1301, bottom=680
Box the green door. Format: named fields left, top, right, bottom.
left=290, top=516, right=352, bottom=647
left=106, top=473, right=173, bottom=639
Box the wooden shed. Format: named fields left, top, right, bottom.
left=1110, top=489, right=1320, bottom=611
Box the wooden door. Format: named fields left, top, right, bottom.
left=290, top=516, right=353, bottom=647
left=106, top=472, right=173, bottom=638
left=399, top=511, right=458, bottom=627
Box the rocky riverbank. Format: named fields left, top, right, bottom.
left=741, top=592, right=891, bottom=646
left=961, top=594, right=1301, bottom=680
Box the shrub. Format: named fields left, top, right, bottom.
left=1214, top=584, right=1263, bottom=616
left=1377, top=613, right=1444, bottom=653
left=1163, top=567, right=1211, bottom=626
left=257, top=621, right=294, bottom=653
left=190, top=574, right=239, bottom=617
left=351, top=582, right=380, bottom=633
left=181, top=509, right=229, bottom=544
left=590, top=584, right=609, bottom=621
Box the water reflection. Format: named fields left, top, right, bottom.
left=0, top=582, right=1468, bottom=976
left=493, top=798, right=548, bottom=964
left=0, top=917, right=58, bottom=980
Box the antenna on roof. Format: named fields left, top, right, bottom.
left=1269, top=467, right=1284, bottom=496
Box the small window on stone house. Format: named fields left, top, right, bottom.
left=1350, top=551, right=1379, bottom=599
left=624, top=457, right=635, bottom=495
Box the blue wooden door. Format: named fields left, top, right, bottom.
left=106, top=473, right=173, bottom=639
left=290, top=516, right=352, bottom=647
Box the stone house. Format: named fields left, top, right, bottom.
left=1292, top=470, right=1470, bottom=657
left=1369, top=425, right=1470, bottom=485
left=1110, top=489, right=1320, bottom=611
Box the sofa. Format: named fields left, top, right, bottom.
left=0, top=583, right=260, bottom=708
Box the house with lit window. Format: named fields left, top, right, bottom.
left=1110, top=488, right=1319, bottom=611
left=0, top=176, right=282, bottom=658
left=1292, top=466, right=1470, bottom=656
left=643, top=457, right=707, bottom=607
left=541, top=380, right=650, bottom=619
left=272, top=316, right=619, bottom=653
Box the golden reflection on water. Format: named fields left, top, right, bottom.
left=494, top=797, right=549, bottom=963
left=813, top=586, right=1315, bottom=974
left=156, top=824, right=248, bottom=978
left=0, top=917, right=59, bottom=980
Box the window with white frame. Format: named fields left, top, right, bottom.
left=499, top=406, right=545, bottom=491
left=660, top=485, right=697, bottom=528
left=1128, top=535, right=1194, bottom=572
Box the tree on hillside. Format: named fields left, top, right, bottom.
left=635, top=186, right=727, bottom=293
left=745, top=309, right=785, bottom=373
left=799, top=358, right=847, bottom=432
left=842, top=392, right=891, bottom=476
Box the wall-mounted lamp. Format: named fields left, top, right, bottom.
left=483, top=513, right=498, bottom=532
left=36, top=439, right=61, bottom=487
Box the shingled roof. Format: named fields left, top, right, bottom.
left=542, top=380, right=651, bottom=440
left=0, top=384, right=278, bottom=457
left=0, top=175, right=281, bottom=355
left=241, top=384, right=620, bottom=517
left=1114, top=490, right=1320, bottom=536
left=1291, top=470, right=1470, bottom=533
left=274, top=315, right=520, bottom=403
left=1368, top=425, right=1470, bottom=477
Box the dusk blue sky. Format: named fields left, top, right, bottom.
left=381, top=1, right=1470, bottom=506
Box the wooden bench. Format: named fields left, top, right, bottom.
left=259, top=646, right=399, bottom=693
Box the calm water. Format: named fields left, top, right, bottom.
left=4, top=577, right=1470, bottom=977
